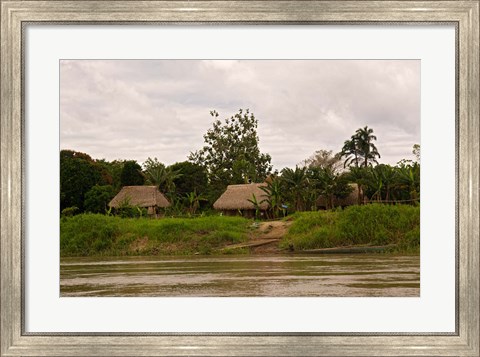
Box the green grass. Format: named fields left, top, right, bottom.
left=60, top=214, right=251, bottom=257
left=281, top=204, right=420, bottom=253
left=61, top=205, right=420, bottom=256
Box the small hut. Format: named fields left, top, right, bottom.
left=108, top=186, right=171, bottom=217
left=316, top=184, right=360, bottom=209
left=213, top=183, right=269, bottom=218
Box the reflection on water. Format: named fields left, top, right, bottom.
left=60, top=254, right=420, bottom=297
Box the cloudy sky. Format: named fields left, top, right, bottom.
left=60, top=60, right=420, bottom=170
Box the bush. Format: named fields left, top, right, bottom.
left=114, top=199, right=148, bottom=218
left=61, top=206, right=80, bottom=217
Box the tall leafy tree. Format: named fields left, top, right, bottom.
left=189, top=109, right=272, bottom=194
left=60, top=150, right=105, bottom=211
left=302, top=149, right=343, bottom=172
left=96, top=159, right=124, bottom=191
left=120, top=160, right=144, bottom=187
left=168, top=161, right=208, bottom=197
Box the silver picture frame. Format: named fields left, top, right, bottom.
left=1, top=1, right=478, bottom=356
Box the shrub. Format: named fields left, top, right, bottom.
left=61, top=206, right=80, bottom=217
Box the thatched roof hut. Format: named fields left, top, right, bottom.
left=213, top=183, right=269, bottom=211
left=316, top=184, right=359, bottom=208
left=109, top=186, right=171, bottom=209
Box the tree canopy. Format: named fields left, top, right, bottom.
left=168, top=161, right=208, bottom=197
left=189, top=109, right=272, bottom=189
left=84, top=185, right=115, bottom=213
left=60, top=150, right=107, bottom=211
left=120, top=160, right=145, bottom=187
left=60, top=120, right=419, bottom=217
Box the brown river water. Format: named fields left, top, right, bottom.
left=60, top=254, right=420, bottom=297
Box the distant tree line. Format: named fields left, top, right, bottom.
left=60, top=108, right=420, bottom=217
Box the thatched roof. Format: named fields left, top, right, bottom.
left=109, top=186, right=171, bottom=208
left=317, top=184, right=359, bottom=207
left=213, top=183, right=269, bottom=210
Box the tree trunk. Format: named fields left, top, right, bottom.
left=357, top=183, right=362, bottom=205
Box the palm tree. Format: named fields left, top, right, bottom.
left=341, top=126, right=381, bottom=169
left=397, top=162, right=420, bottom=203
left=363, top=166, right=383, bottom=202
left=376, top=164, right=397, bottom=202
left=316, top=167, right=337, bottom=209
left=247, top=193, right=262, bottom=219
left=340, top=137, right=360, bottom=168
left=355, top=126, right=381, bottom=168
left=144, top=163, right=167, bottom=186
left=185, top=190, right=207, bottom=215
left=259, top=178, right=283, bottom=218
left=145, top=164, right=182, bottom=194
left=280, top=166, right=309, bottom=211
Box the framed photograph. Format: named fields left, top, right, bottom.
left=1, top=1, right=478, bottom=356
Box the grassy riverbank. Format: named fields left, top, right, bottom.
left=60, top=214, right=250, bottom=256
left=61, top=204, right=420, bottom=256
left=280, top=204, right=420, bottom=253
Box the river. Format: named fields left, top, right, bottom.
left=60, top=254, right=419, bottom=297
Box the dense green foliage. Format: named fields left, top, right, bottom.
left=96, top=159, right=124, bottom=191
left=84, top=185, right=115, bottom=213
left=143, top=157, right=181, bottom=193
left=60, top=120, right=420, bottom=218
left=60, top=150, right=106, bottom=211
left=169, top=161, right=208, bottom=197
left=60, top=214, right=250, bottom=256
left=281, top=204, right=420, bottom=253
left=120, top=160, right=145, bottom=186
left=188, top=109, right=273, bottom=200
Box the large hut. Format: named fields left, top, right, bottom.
left=213, top=183, right=269, bottom=218
left=108, top=186, right=171, bottom=217
left=316, top=184, right=360, bottom=210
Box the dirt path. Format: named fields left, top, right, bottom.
left=256, top=220, right=291, bottom=238
left=219, top=220, right=292, bottom=253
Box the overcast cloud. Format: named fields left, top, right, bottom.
left=60, top=59, right=420, bottom=170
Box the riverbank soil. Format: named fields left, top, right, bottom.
left=219, top=220, right=291, bottom=254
